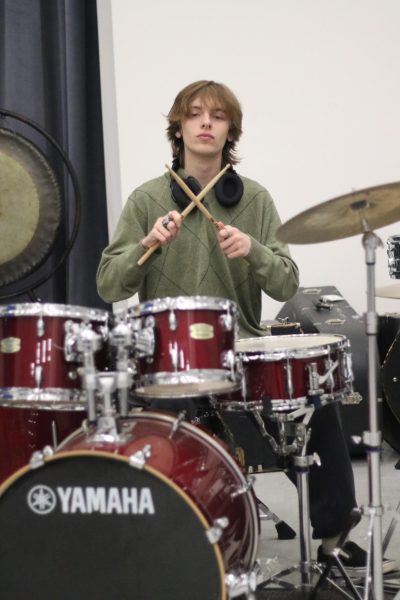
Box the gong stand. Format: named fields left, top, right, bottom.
left=0, top=108, right=81, bottom=300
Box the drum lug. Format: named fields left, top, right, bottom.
left=34, top=365, right=43, bottom=388
left=284, top=360, right=294, bottom=398
left=134, top=324, right=155, bottom=358
left=222, top=349, right=235, bottom=371
left=231, top=475, right=255, bottom=498
left=36, top=316, right=45, bottom=337
left=30, top=445, right=54, bottom=469
left=219, top=313, right=233, bottom=332
left=225, top=563, right=260, bottom=598
left=129, top=443, right=152, bottom=469
left=168, top=309, right=178, bottom=331
left=307, top=362, right=323, bottom=395
left=205, top=516, right=229, bottom=544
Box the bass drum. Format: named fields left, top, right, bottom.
left=379, top=313, right=400, bottom=452
left=0, top=411, right=259, bottom=600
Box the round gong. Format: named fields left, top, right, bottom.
left=0, top=127, right=62, bottom=286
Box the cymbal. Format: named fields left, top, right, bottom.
left=376, top=283, right=400, bottom=299
left=277, top=181, right=400, bottom=244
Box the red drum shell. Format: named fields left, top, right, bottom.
left=127, top=296, right=239, bottom=397
left=60, top=411, right=259, bottom=572
left=0, top=303, right=109, bottom=408
left=233, top=333, right=352, bottom=411
left=0, top=406, right=85, bottom=483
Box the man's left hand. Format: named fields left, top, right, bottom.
left=217, top=225, right=251, bottom=259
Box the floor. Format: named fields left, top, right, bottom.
left=252, top=439, right=400, bottom=598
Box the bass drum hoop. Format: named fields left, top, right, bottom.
left=0, top=446, right=227, bottom=600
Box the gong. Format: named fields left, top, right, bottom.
left=0, top=127, right=62, bottom=287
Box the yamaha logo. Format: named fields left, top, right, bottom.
left=27, top=485, right=57, bottom=515
left=26, top=485, right=155, bottom=515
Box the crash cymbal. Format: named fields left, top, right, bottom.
left=277, top=182, right=400, bottom=244
left=0, top=127, right=62, bottom=286
left=376, top=283, right=400, bottom=299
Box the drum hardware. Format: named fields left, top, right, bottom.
left=169, top=410, right=187, bottom=438
left=230, top=476, right=256, bottom=499
left=225, top=567, right=259, bottom=600
left=257, top=411, right=329, bottom=592
left=29, top=444, right=54, bottom=469
left=67, top=320, right=105, bottom=422
left=128, top=443, right=152, bottom=469
left=387, top=235, right=400, bottom=279
left=277, top=182, right=400, bottom=600
left=206, top=516, right=230, bottom=543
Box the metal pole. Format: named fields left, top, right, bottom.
left=363, top=230, right=384, bottom=600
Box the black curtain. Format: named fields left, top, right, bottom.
left=0, top=0, right=110, bottom=310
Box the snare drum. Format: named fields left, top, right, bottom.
left=126, top=296, right=240, bottom=397
left=0, top=303, right=110, bottom=409
left=233, top=333, right=353, bottom=412
left=0, top=411, right=259, bottom=599
left=387, top=235, right=400, bottom=279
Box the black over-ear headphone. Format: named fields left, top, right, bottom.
left=170, top=158, right=244, bottom=210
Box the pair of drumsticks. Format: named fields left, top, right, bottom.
left=137, top=164, right=229, bottom=266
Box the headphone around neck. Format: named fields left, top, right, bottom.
left=170, top=158, right=244, bottom=210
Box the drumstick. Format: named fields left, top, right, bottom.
left=137, top=164, right=230, bottom=265
left=165, top=165, right=223, bottom=231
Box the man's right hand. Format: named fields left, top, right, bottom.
left=141, top=210, right=182, bottom=249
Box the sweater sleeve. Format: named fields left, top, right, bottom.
left=244, top=192, right=300, bottom=301
left=96, top=191, right=159, bottom=303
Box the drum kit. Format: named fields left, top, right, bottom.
left=0, top=181, right=399, bottom=599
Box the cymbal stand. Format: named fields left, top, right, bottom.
left=360, top=224, right=385, bottom=600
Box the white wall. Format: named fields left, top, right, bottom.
left=97, top=0, right=400, bottom=318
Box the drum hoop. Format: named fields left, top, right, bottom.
left=58, top=410, right=259, bottom=567
left=0, top=447, right=227, bottom=599
left=125, top=295, right=237, bottom=317
left=236, top=333, right=347, bottom=361
left=0, top=302, right=109, bottom=322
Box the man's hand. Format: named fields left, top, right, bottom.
left=217, top=224, right=251, bottom=259
left=141, top=210, right=182, bottom=249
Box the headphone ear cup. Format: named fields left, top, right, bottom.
left=171, top=176, right=202, bottom=210
left=214, top=171, right=244, bottom=207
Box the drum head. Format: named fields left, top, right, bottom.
left=0, top=453, right=225, bottom=600
left=0, top=128, right=62, bottom=286
left=236, top=333, right=345, bottom=358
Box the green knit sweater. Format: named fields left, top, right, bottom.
left=97, top=170, right=299, bottom=337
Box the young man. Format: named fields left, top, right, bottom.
left=96, top=80, right=299, bottom=338
left=97, top=80, right=395, bottom=575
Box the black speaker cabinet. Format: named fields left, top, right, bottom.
left=276, top=285, right=380, bottom=456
